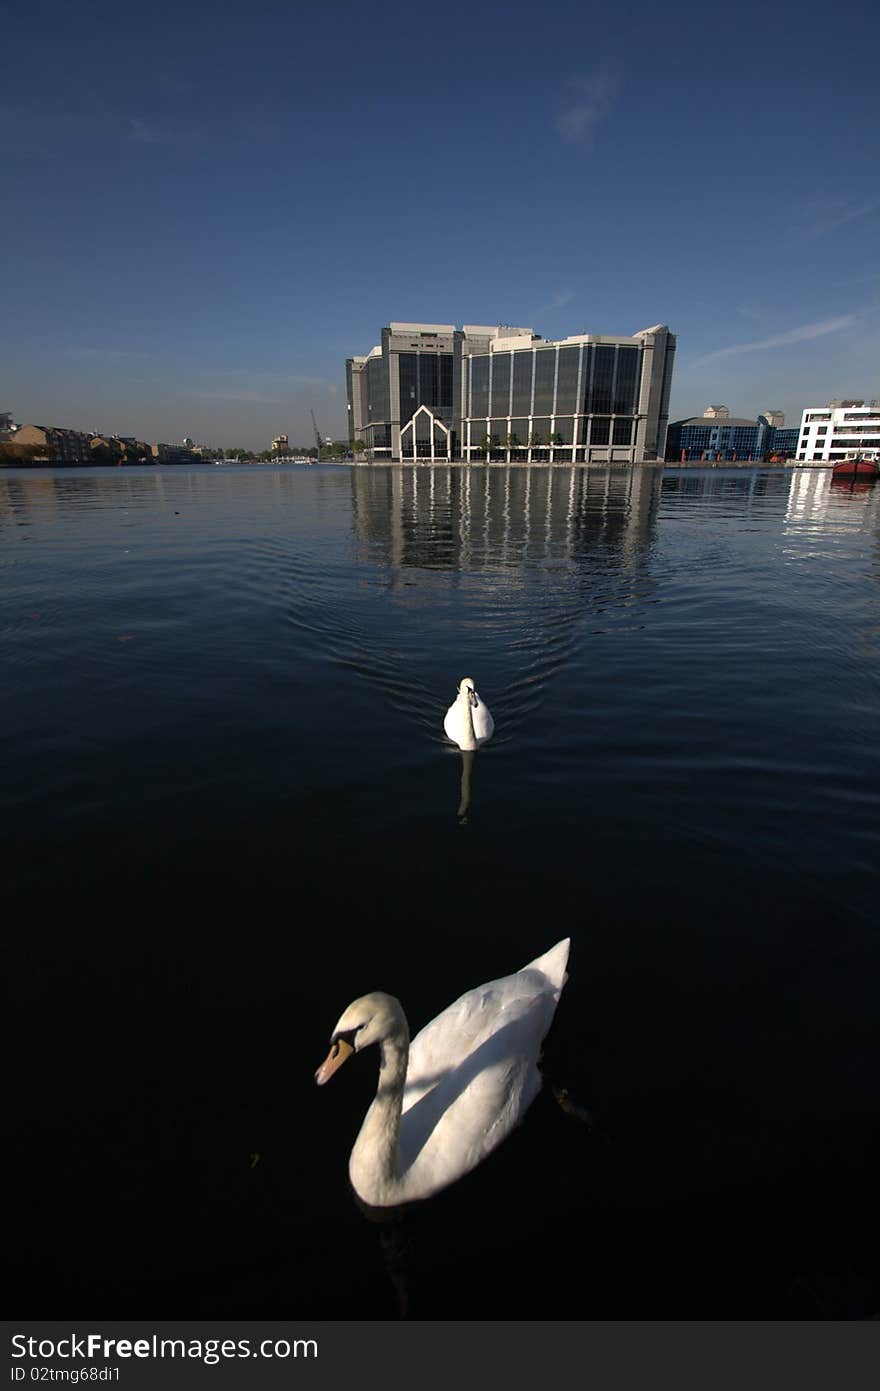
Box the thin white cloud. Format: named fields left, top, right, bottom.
left=691, top=312, right=865, bottom=366
left=526, top=288, right=576, bottom=324
left=63, top=345, right=152, bottom=361
left=129, top=117, right=202, bottom=148
left=803, top=197, right=880, bottom=238
left=556, top=75, right=617, bottom=145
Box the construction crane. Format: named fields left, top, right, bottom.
left=310, top=410, right=324, bottom=459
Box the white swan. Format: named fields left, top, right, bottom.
left=443, top=676, right=494, bottom=750
left=315, top=938, right=570, bottom=1207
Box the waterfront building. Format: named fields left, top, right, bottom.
left=768, top=426, right=798, bottom=456
left=13, top=424, right=92, bottom=463
left=271, top=433, right=289, bottom=453
left=1, top=411, right=15, bottom=437
left=665, top=406, right=797, bottom=461
left=796, top=400, right=880, bottom=463
left=347, top=321, right=675, bottom=465
left=666, top=408, right=769, bottom=461
left=151, top=442, right=199, bottom=464
left=91, top=435, right=150, bottom=462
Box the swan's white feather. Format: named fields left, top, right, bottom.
left=443, top=681, right=494, bottom=748
left=379, top=939, right=569, bottom=1204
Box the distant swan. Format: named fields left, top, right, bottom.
left=443, top=676, right=494, bottom=750
left=315, top=939, right=570, bottom=1207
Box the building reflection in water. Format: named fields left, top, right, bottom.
left=784, top=466, right=880, bottom=529
left=351, top=464, right=663, bottom=576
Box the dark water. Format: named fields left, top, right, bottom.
left=3, top=463, right=879, bottom=1319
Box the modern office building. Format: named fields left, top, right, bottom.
left=768, top=427, right=799, bottom=456
left=666, top=406, right=796, bottom=461
left=796, top=400, right=880, bottom=462
left=347, top=321, right=675, bottom=464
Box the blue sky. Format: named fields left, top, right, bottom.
left=2, top=0, right=878, bottom=448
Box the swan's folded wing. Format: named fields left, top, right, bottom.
left=402, top=946, right=568, bottom=1116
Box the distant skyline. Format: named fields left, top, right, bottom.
left=2, top=0, right=878, bottom=450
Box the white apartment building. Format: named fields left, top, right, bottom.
left=797, top=400, right=880, bottom=462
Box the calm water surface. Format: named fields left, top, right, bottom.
left=3, top=464, right=879, bottom=1317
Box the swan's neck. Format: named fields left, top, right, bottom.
left=349, top=1017, right=410, bottom=1205
left=458, top=693, right=476, bottom=751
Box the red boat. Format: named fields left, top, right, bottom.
left=831, top=449, right=880, bottom=480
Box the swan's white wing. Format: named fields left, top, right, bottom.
left=404, top=937, right=568, bottom=1111
left=443, top=701, right=461, bottom=744
left=443, top=691, right=493, bottom=745
left=394, top=940, right=570, bottom=1201
left=472, top=697, right=494, bottom=743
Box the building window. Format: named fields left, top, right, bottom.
left=532, top=350, right=556, bottom=415
left=399, top=353, right=418, bottom=425
left=590, top=417, right=611, bottom=446
left=511, top=351, right=533, bottom=416
left=589, top=347, right=615, bottom=413
left=614, top=347, right=640, bottom=414
left=490, top=353, right=511, bottom=417
left=555, top=347, right=580, bottom=416
left=470, top=356, right=489, bottom=418
left=817, top=426, right=827, bottom=434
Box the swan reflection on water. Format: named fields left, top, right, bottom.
left=456, top=749, right=474, bottom=823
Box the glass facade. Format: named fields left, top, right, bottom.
left=462, top=342, right=644, bottom=459
left=589, top=347, right=615, bottom=414
left=348, top=323, right=673, bottom=463
left=490, top=354, right=511, bottom=417
left=512, top=352, right=533, bottom=417
left=398, top=352, right=453, bottom=425
left=366, top=356, right=388, bottom=426
left=665, top=419, right=767, bottom=461
left=614, top=348, right=640, bottom=414
left=532, top=351, right=556, bottom=415
left=555, top=347, right=580, bottom=414
left=590, top=417, right=611, bottom=446
left=470, top=356, right=489, bottom=419
left=530, top=418, right=551, bottom=445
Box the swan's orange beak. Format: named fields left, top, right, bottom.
left=315, top=1037, right=354, bottom=1086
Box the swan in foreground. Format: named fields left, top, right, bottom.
left=444, top=676, right=494, bottom=750
left=315, top=938, right=570, bottom=1207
